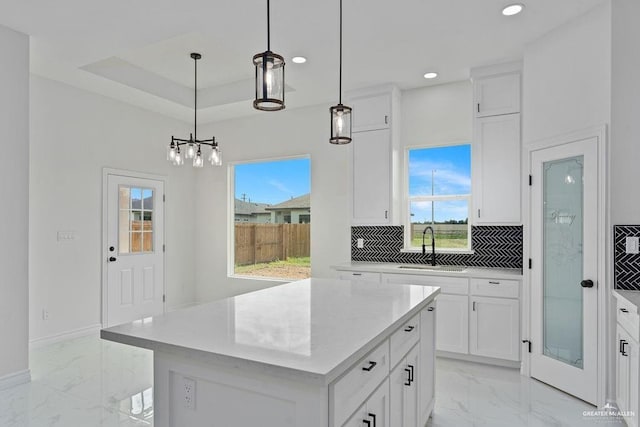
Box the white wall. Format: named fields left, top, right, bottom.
left=0, top=25, right=29, bottom=381
left=401, top=81, right=472, bottom=148
left=611, top=0, right=640, bottom=225
left=29, top=76, right=197, bottom=342
left=522, top=2, right=613, bottom=402
left=522, top=3, right=611, bottom=145
left=193, top=104, right=350, bottom=302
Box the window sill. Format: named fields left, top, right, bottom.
left=400, top=248, right=475, bottom=255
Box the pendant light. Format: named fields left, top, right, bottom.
left=329, top=0, right=352, bottom=144
left=167, top=53, right=222, bottom=167
left=253, top=0, right=285, bottom=111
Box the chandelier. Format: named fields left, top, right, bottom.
left=167, top=53, right=222, bottom=167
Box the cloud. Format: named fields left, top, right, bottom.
left=268, top=179, right=293, bottom=194
left=409, top=159, right=471, bottom=195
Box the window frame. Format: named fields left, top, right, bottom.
left=227, top=154, right=311, bottom=281
left=403, top=143, right=473, bottom=253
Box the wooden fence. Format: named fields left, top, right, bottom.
left=235, top=223, right=311, bottom=266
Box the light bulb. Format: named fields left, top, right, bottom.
left=186, top=143, right=196, bottom=159
left=174, top=150, right=183, bottom=166
left=336, top=111, right=344, bottom=134
left=167, top=146, right=176, bottom=161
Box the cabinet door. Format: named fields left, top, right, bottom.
left=473, top=113, right=521, bottom=224
left=629, top=336, right=639, bottom=427
left=404, top=345, right=419, bottom=427
left=474, top=73, right=520, bottom=117
left=366, top=378, right=390, bottom=427
left=436, top=294, right=469, bottom=354
left=419, top=304, right=436, bottom=425
left=617, top=324, right=630, bottom=417
left=342, top=404, right=366, bottom=427
left=352, top=129, right=391, bottom=225
left=470, top=296, right=520, bottom=361
left=351, top=93, right=391, bottom=132
left=389, top=358, right=408, bottom=427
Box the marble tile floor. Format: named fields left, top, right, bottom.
left=0, top=334, right=628, bottom=426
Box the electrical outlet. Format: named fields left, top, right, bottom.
left=42, top=309, right=49, bottom=320
left=357, top=238, right=364, bottom=249
left=626, top=237, right=639, bottom=254
left=183, top=377, right=196, bottom=410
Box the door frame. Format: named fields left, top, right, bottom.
left=101, top=168, right=167, bottom=328
left=521, top=125, right=608, bottom=407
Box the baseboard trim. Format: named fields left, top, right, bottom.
left=0, top=369, right=31, bottom=390
left=29, top=323, right=102, bottom=349
left=437, top=351, right=521, bottom=369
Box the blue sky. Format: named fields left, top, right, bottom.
left=235, top=158, right=310, bottom=205
left=409, top=145, right=471, bottom=223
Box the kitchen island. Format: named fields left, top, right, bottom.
left=101, top=277, right=439, bottom=427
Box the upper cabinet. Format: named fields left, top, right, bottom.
left=348, top=86, right=401, bottom=226
left=351, top=93, right=391, bottom=132
left=471, top=62, right=522, bottom=225
left=474, top=73, right=521, bottom=117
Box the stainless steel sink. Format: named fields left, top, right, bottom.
left=397, top=265, right=467, bottom=273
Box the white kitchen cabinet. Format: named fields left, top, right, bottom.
left=337, top=271, right=381, bottom=283
left=473, top=113, right=521, bottom=224
left=343, top=378, right=390, bottom=427
left=474, top=73, right=520, bottom=118
left=436, top=294, right=469, bottom=354
left=418, top=303, right=436, bottom=426
left=351, top=93, right=391, bottom=132
left=390, top=345, right=419, bottom=427
left=352, top=128, right=391, bottom=225
left=615, top=292, right=639, bottom=427
left=469, top=296, right=520, bottom=361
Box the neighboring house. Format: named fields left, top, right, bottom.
left=265, top=194, right=311, bottom=224
left=234, top=199, right=271, bottom=223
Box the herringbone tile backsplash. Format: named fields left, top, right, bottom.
left=614, top=225, right=640, bottom=290
left=351, top=225, right=523, bottom=270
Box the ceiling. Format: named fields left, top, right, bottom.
left=0, top=0, right=605, bottom=124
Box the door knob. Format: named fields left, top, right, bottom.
left=109, top=257, right=117, bottom=262
left=580, top=279, right=594, bottom=288
left=109, top=246, right=115, bottom=252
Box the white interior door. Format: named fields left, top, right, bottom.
left=530, top=137, right=598, bottom=404
left=105, top=174, right=164, bottom=327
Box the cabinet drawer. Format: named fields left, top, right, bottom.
left=470, top=278, right=519, bottom=298
left=332, top=341, right=390, bottom=427
left=338, top=271, right=381, bottom=283
left=618, top=298, right=640, bottom=342
left=383, top=274, right=468, bottom=295
left=389, top=314, right=420, bottom=368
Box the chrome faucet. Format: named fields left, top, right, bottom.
left=422, top=226, right=436, bottom=266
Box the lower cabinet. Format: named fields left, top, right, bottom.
left=436, top=294, right=469, bottom=354
left=343, top=378, right=390, bottom=427
left=469, top=296, right=520, bottom=361
left=616, top=315, right=639, bottom=427
left=390, top=345, right=419, bottom=427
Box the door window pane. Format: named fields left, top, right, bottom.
left=118, top=186, right=154, bottom=254
left=543, top=156, right=584, bottom=369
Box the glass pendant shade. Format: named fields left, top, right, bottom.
left=193, top=146, right=204, bottom=168
left=167, top=143, right=177, bottom=161
left=329, top=104, right=352, bottom=144
left=209, top=146, right=222, bottom=166
left=185, top=141, right=196, bottom=159
left=253, top=52, right=285, bottom=111
left=174, top=147, right=184, bottom=166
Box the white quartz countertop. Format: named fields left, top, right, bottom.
left=101, top=278, right=439, bottom=385
left=332, top=262, right=523, bottom=280
left=613, top=289, right=640, bottom=313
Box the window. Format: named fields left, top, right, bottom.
left=232, top=157, right=311, bottom=280
left=407, top=145, right=471, bottom=251
left=119, top=186, right=154, bottom=254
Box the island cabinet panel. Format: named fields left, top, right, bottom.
left=418, top=303, right=436, bottom=427
left=153, top=352, right=328, bottom=427
left=390, top=345, right=419, bottom=427
left=342, top=379, right=390, bottom=427
left=332, top=341, right=390, bottom=427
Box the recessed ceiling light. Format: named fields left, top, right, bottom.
left=423, top=72, right=438, bottom=79
left=292, top=56, right=307, bottom=64
left=502, top=4, right=524, bottom=16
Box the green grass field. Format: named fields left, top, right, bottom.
left=235, top=257, right=311, bottom=277
left=411, top=234, right=468, bottom=249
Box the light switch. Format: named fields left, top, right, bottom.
left=357, top=238, right=364, bottom=249
left=626, top=236, right=639, bottom=254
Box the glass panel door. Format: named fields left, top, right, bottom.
left=543, top=156, right=584, bottom=369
